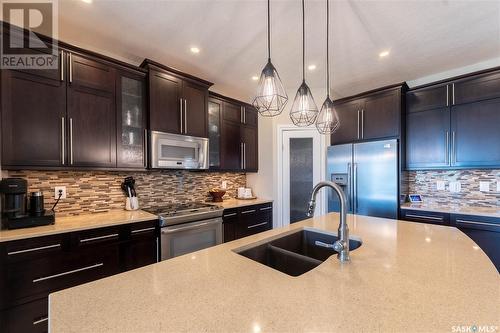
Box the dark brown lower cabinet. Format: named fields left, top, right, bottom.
left=223, top=203, right=273, bottom=242
left=0, top=220, right=158, bottom=333
left=400, top=209, right=450, bottom=226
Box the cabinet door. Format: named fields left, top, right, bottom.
left=453, top=70, right=500, bottom=105
left=123, top=222, right=158, bottom=271
left=117, top=72, right=147, bottom=169
left=451, top=98, right=500, bottom=167
left=208, top=98, right=223, bottom=169
left=406, top=84, right=449, bottom=113
left=244, top=106, right=258, bottom=127
left=183, top=81, right=208, bottom=137
left=330, top=100, right=361, bottom=145
left=221, top=121, right=241, bottom=170
left=223, top=101, right=242, bottom=123
left=1, top=61, right=66, bottom=167
left=241, top=126, right=258, bottom=172
left=149, top=70, right=182, bottom=134
left=222, top=209, right=238, bottom=243
left=363, top=89, right=401, bottom=139
left=406, top=108, right=450, bottom=169
left=1, top=298, right=48, bottom=333
left=67, top=54, right=116, bottom=167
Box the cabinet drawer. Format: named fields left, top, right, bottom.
left=400, top=209, right=450, bottom=225
left=453, top=70, right=500, bottom=105
left=406, top=84, right=449, bottom=113
left=5, top=244, right=120, bottom=305
left=2, top=234, right=68, bottom=264
left=73, top=225, right=123, bottom=248
left=1, top=298, right=48, bottom=333
left=451, top=214, right=500, bottom=232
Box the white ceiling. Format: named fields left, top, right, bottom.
left=58, top=0, right=500, bottom=102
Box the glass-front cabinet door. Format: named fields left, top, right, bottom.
left=208, top=98, right=222, bottom=169
left=117, top=72, right=147, bottom=168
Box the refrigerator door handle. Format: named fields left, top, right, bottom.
left=347, top=162, right=353, bottom=212
left=353, top=163, right=358, bottom=214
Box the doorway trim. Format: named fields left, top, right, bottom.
left=276, top=125, right=328, bottom=228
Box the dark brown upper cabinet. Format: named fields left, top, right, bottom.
left=209, top=92, right=259, bottom=172
left=116, top=70, right=147, bottom=169
left=208, top=97, right=223, bottom=169
left=406, top=68, right=500, bottom=170
left=141, top=59, right=212, bottom=138
left=67, top=52, right=117, bottom=168
left=1, top=25, right=148, bottom=170
left=330, top=84, right=406, bottom=145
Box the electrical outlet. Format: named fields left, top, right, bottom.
left=436, top=181, right=446, bottom=191
left=221, top=181, right=227, bottom=189
left=54, top=186, right=67, bottom=199
left=479, top=181, right=490, bottom=192
left=449, top=181, right=461, bottom=193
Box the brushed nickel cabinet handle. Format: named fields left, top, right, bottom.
left=179, top=99, right=183, bottom=133
left=33, top=317, right=48, bottom=326
left=243, top=143, right=246, bottom=169
left=357, top=110, right=360, bottom=139
left=260, top=206, right=272, bottom=211
left=61, top=117, right=65, bottom=165
left=445, top=131, right=449, bottom=165
left=452, top=83, right=455, bottom=105
left=8, top=243, right=61, bottom=256
left=69, top=53, right=73, bottom=83
left=361, top=109, right=364, bottom=139
left=60, top=50, right=64, bottom=81
left=446, top=85, right=449, bottom=106
left=131, top=227, right=155, bottom=234
left=33, top=263, right=103, bottom=283
left=452, top=131, right=456, bottom=165
left=184, top=99, right=187, bottom=133
left=240, top=142, right=244, bottom=169
left=241, top=209, right=256, bottom=214
left=223, top=213, right=237, bottom=218
left=456, top=219, right=499, bottom=228
left=69, top=118, right=74, bottom=165
left=405, top=214, right=443, bottom=221
left=247, top=221, right=268, bottom=229
left=79, top=233, right=119, bottom=243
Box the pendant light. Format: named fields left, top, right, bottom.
left=316, top=0, right=340, bottom=134
left=252, top=0, right=288, bottom=117
left=290, top=0, right=318, bottom=127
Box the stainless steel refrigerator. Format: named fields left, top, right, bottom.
left=327, top=139, right=398, bottom=219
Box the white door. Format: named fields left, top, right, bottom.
left=279, top=128, right=325, bottom=227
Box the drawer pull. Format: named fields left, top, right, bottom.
left=8, top=243, right=61, bottom=256
left=247, top=221, right=268, bottom=229
left=33, top=263, right=104, bottom=283
left=456, top=219, right=499, bottom=228
left=260, top=207, right=272, bottom=211
left=80, top=233, right=119, bottom=243
left=223, top=213, right=237, bottom=218
left=131, top=227, right=155, bottom=234
left=33, top=317, right=48, bottom=326
left=405, top=214, right=443, bottom=221
left=241, top=209, right=256, bottom=215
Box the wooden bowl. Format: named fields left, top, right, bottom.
left=209, top=190, right=226, bottom=202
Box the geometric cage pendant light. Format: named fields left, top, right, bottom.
left=252, top=0, right=288, bottom=117
left=290, top=0, right=319, bottom=127
left=316, top=0, right=340, bottom=134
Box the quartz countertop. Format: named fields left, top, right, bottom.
left=49, top=213, right=500, bottom=333
left=401, top=202, right=500, bottom=218
left=212, top=197, right=273, bottom=210
left=0, top=210, right=158, bottom=243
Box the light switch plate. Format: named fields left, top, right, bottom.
left=449, top=181, right=461, bottom=193
left=221, top=181, right=227, bottom=189
left=479, top=181, right=490, bottom=192
left=436, top=181, right=446, bottom=191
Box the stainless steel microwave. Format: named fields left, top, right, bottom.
left=150, top=131, right=209, bottom=169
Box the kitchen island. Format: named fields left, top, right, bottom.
left=49, top=213, right=500, bottom=332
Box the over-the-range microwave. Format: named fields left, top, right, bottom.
left=150, top=131, right=209, bottom=170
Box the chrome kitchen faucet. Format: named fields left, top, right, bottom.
left=307, top=181, right=350, bottom=262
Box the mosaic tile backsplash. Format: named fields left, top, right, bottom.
left=4, top=170, right=246, bottom=216
left=403, top=169, right=500, bottom=208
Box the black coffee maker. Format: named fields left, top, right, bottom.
left=0, top=178, right=55, bottom=229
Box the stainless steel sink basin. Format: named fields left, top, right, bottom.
left=235, top=228, right=362, bottom=277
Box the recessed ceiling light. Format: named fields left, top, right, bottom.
left=251, top=76, right=259, bottom=81
left=307, top=64, right=316, bottom=71
left=81, top=0, right=92, bottom=3
left=190, top=47, right=200, bottom=54
left=379, top=50, right=390, bottom=58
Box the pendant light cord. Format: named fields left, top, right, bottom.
left=302, top=0, right=305, bottom=81
left=267, top=0, right=271, bottom=61
left=326, top=0, right=330, bottom=97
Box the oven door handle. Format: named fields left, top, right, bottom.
left=161, top=219, right=221, bottom=234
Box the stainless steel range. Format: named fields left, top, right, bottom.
left=145, top=202, right=223, bottom=261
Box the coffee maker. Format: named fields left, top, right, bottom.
left=0, top=178, right=55, bottom=229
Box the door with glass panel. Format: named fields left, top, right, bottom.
left=282, top=130, right=322, bottom=225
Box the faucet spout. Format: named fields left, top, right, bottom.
left=307, top=181, right=350, bottom=262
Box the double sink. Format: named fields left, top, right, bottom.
left=235, top=228, right=362, bottom=277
